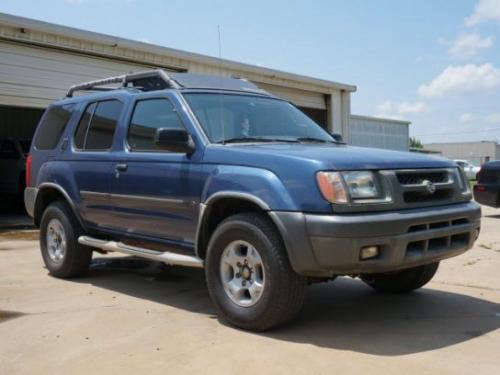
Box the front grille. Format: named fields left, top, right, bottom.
left=393, top=169, right=459, bottom=206
left=403, top=189, right=453, bottom=203
left=396, top=171, right=448, bottom=185
left=405, top=218, right=471, bottom=256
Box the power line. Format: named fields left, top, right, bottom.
left=413, top=128, right=500, bottom=137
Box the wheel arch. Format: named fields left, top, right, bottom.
left=34, top=183, right=86, bottom=229
left=195, top=192, right=284, bottom=260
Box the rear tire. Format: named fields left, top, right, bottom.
left=40, top=201, right=92, bottom=278
left=360, top=262, right=439, bottom=293
left=205, top=213, right=306, bottom=331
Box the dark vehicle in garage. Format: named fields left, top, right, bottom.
left=25, top=70, right=481, bottom=331
left=0, top=138, right=30, bottom=196
left=474, top=161, right=500, bottom=208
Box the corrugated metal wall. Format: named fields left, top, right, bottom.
left=0, top=41, right=169, bottom=108
left=350, top=115, right=409, bottom=151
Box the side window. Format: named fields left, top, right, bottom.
left=74, top=100, right=122, bottom=151
left=74, top=102, right=96, bottom=149
left=127, top=98, right=185, bottom=151
left=34, top=104, right=75, bottom=150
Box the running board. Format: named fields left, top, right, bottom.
left=78, top=236, right=204, bottom=268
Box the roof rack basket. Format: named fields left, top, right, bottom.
left=66, top=69, right=180, bottom=97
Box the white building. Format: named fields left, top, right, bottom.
left=424, top=141, right=500, bottom=165
left=350, top=115, right=410, bottom=151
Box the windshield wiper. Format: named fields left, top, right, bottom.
left=217, top=137, right=299, bottom=144
left=295, top=137, right=335, bottom=143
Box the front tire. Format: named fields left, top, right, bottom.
left=40, top=201, right=92, bottom=278
left=360, top=262, right=439, bottom=293
left=205, top=213, right=306, bottom=331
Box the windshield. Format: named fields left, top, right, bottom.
left=183, top=93, right=334, bottom=143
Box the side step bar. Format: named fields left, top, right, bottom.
left=78, top=236, right=204, bottom=268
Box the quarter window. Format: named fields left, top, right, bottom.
left=74, top=100, right=122, bottom=151
left=34, top=104, right=75, bottom=150
left=127, top=98, right=185, bottom=151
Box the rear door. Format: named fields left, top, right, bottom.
left=108, top=93, right=203, bottom=248
left=70, top=99, right=124, bottom=229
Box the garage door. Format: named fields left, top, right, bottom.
left=255, top=82, right=326, bottom=110
left=0, top=41, right=179, bottom=109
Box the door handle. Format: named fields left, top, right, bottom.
left=115, top=163, right=128, bottom=172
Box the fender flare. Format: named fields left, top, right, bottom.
left=34, top=182, right=87, bottom=229
left=194, top=191, right=271, bottom=258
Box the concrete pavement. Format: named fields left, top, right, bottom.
left=1, top=207, right=499, bottom=374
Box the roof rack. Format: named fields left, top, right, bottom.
left=66, top=69, right=181, bottom=97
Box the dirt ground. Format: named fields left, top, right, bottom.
left=1, top=206, right=499, bottom=375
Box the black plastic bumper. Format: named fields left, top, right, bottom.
left=272, top=202, right=481, bottom=277
left=24, top=187, right=38, bottom=218
left=473, top=184, right=500, bottom=208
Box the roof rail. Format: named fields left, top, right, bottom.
left=66, top=69, right=181, bottom=97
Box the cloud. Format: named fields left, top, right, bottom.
left=459, top=112, right=500, bottom=124
left=375, top=100, right=430, bottom=119
left=398, top=102, right=431, bottom=115
left=447, top=33, right=494, bottom=59
left=418, top=63, right=500, bottom=98
left=485, top=113, right=500, bottom=124
left=459, top=113, right=475, bottom=123
left=465, top=0, right=500, bottom=26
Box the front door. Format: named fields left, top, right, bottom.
left=108, top=96, right=202, bottom=248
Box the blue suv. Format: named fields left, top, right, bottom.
left=25, top=70, right=481, bottom=330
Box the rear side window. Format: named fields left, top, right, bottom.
left=74, top=100, right=122, bottom=151
left=34, top=104, right=75, bottom=150
left=127, top=98, right=185, bottom=151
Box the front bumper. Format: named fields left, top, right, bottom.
left=272, top=202, right=481, bottom=277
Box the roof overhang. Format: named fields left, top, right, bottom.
left=0, top=12, right=357, bottom=94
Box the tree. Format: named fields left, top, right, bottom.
left=410, top=137, right=424, bottom=149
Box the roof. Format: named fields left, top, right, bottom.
left=0, top=12, right=357, bottom=93
left=65, top=70, right=275, bottom=98
left=170, top=73, right=269, bottom=94
left=350, top=114, right=411, bottom=125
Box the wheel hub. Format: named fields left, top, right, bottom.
left=46, top=218, right=67, bottom=263
left=219, top=240, right=265, bottom=307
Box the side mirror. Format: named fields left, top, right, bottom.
left=154, top=128, right=195, bottom=154
left=330, top=133, right=344, bottom=143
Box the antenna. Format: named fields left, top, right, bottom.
left=217, top=25, right=225, bottom=143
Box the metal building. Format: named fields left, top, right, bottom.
left=424, top=141, right=500, bottom=165
left=350, top=115, right=410, bottom=151
left=0, top=13, right=356, bottom=145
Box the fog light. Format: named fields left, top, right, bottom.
left=360, top=246, right=379, bottom=260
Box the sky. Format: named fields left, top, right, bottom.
left=1, top=0, right=500, bottom=144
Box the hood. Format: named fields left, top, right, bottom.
left=204, top=143, right=455, bottom=171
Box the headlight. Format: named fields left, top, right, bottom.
left=342, top=171, right=380, bottom=199
left=316, top=171, right=380, bottom=203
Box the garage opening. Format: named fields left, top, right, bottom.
left=0, top=105, right=44, bottom=228
left=298, top=107, right=328, bottom=130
